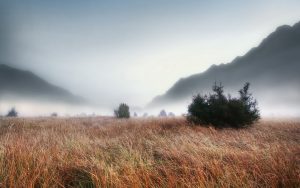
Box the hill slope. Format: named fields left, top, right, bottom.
left=0, top=64, right=85, bottom=104
left=149, top=22, right=300, bottom=113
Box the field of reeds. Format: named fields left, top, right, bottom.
left=0, top=117, right=299, bottom=187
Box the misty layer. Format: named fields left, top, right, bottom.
left=149, top=22, right=300, bottom=116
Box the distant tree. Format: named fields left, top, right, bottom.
left=6, top=108, right=18, bottom=117
left=134, top=112, right=138, bottom=117
left=114, top=103, right=130, bottom=118
left=51, top=112, right=58, bottom=117
left=159, top=110, right=167, bottom=117
left=168, top=112, right=175, bottom=117
left=143, top=113, right=148, bottom=117
left=187, top=82, right=260, bottom=128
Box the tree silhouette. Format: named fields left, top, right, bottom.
left=159, top=110, right=167, bottom=117
left=6, top=108, right=18, bottom=117
left=51, top=112, right=58, bottom=117
left=187, top=82, right=260, bottom=128
left=114, top=103, right=130, bottom=118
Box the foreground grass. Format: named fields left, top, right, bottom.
left=0, top=117, right=299, bottom=187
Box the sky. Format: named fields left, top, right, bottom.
left=1, top=0, right=300, bottom=110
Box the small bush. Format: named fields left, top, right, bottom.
left=51, top=112, right=58, bottom=117
left=114, top=103, right=130, bottom=118
left=168, top=112, right=175, bottom=117
left=158, top=110, right=167, bottom=117
left=6, top=108, right=18, bottom=117
left=187, top=82, right=260, bottom=128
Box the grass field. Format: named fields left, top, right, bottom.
left=0, top=117, right=299, bottom=187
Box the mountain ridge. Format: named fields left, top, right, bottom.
left=149, top=21, right=300, bottom=110
left=0, top=64, right=85, bottom=104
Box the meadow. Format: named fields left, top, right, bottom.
left=0, top=117, right=299, bottom=187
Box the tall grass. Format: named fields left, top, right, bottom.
left=0, top=117, right=299, bottom=187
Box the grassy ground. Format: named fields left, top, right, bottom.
left=0, top=117, right=299, bottom=187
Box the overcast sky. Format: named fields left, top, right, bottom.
left=1, top=0, right=300, bottom=108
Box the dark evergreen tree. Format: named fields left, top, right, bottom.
left=187, top=82, right=260, bottom=128
left=114, top=103, right=130, bottom=118
left=6, top=108, right=18, bottom=117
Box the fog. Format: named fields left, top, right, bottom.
left=1, top=0, right=300, bottom=116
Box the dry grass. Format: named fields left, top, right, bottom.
left=0, top=117, right=299, bottom=187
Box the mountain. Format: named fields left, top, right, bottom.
left=0, top=64, right=85, bottom=104
left=149, top=22, right=300, bottom=113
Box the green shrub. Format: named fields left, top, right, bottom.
left=114, top=103, right=130, bottom=118
left=187, top=82, right=260, bottom=128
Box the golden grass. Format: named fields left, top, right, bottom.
left=0, top=117, right=299, bottom=187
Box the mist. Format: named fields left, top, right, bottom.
left=1, top=0, right=300, bottom=116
